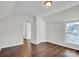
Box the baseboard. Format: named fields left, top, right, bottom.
left=1, top=39, right=79, bottom=53
left=1, top=42, right=23, bottom=50
left=48, top=41, right=79, bottom=51
left=31, top=41, right=48, bottom=45
left=24, top=38, right=48, bottom=45
left=31, top=40, right=48, bottom=45
left=31, top=40, right=79, bottom=51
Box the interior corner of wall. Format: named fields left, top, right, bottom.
left=0, top=48, right=1, bottom=52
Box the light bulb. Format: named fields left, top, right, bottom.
left=44, top=1, right=52, bottom=7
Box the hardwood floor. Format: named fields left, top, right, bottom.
left=0, top=39, right=31, bottom=57
left=31, top=42, right=78, bottom=57
left=0, top=39, right=79, bottom=57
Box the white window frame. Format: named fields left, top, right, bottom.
left=65, top=21, right=79, bottom=45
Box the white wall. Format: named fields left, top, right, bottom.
left=23, top=22, right=31, bottom=39
left=31, top=16, right=37, bottom=44
left=36, top=17, right=47, bottom=44
left=47, top=23, right=65, bottom=44
left=46, top=4, right=79, bottom=50
left=31, top=16, right=47, bottom=44
left=0, top=14, right=31, bottom=49
left=47, top=22, right=79, bottom=50
left=0, top=23, right=2, bottom=49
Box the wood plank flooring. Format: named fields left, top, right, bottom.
left=0, top=39, right=79, bottom=57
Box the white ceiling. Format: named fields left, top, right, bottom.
left=0, top=1, right=79, bottom=22
left=45, top=4, right=79, bottom=23
left=14, top=1, right=79, bottom=18
left=0, top=1, right=15, bottom=20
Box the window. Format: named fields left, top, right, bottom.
left=65, top=22, right=79, bottom=45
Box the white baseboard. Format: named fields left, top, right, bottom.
left=48, top=41, right=79, bottom=51
left=31, top=40, right=47, bottom=45
left=1, top=42, right=23, bottom=49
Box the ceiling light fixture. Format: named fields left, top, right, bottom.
left=44, top=1, right=52, bottom=7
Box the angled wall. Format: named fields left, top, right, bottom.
left=46, top=4, right=79, bottom=50
left=0, top=14, right=32, bottom=49
left=31, top=16, right=47, bottom=44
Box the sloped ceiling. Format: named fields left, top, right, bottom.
left=45, top=4, right=79, bottom=23
left=0, top=1, right=15, bottom=20
left=14, top=1, right=79, bottom=18
left=0, top=1, right=79, bottom=23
